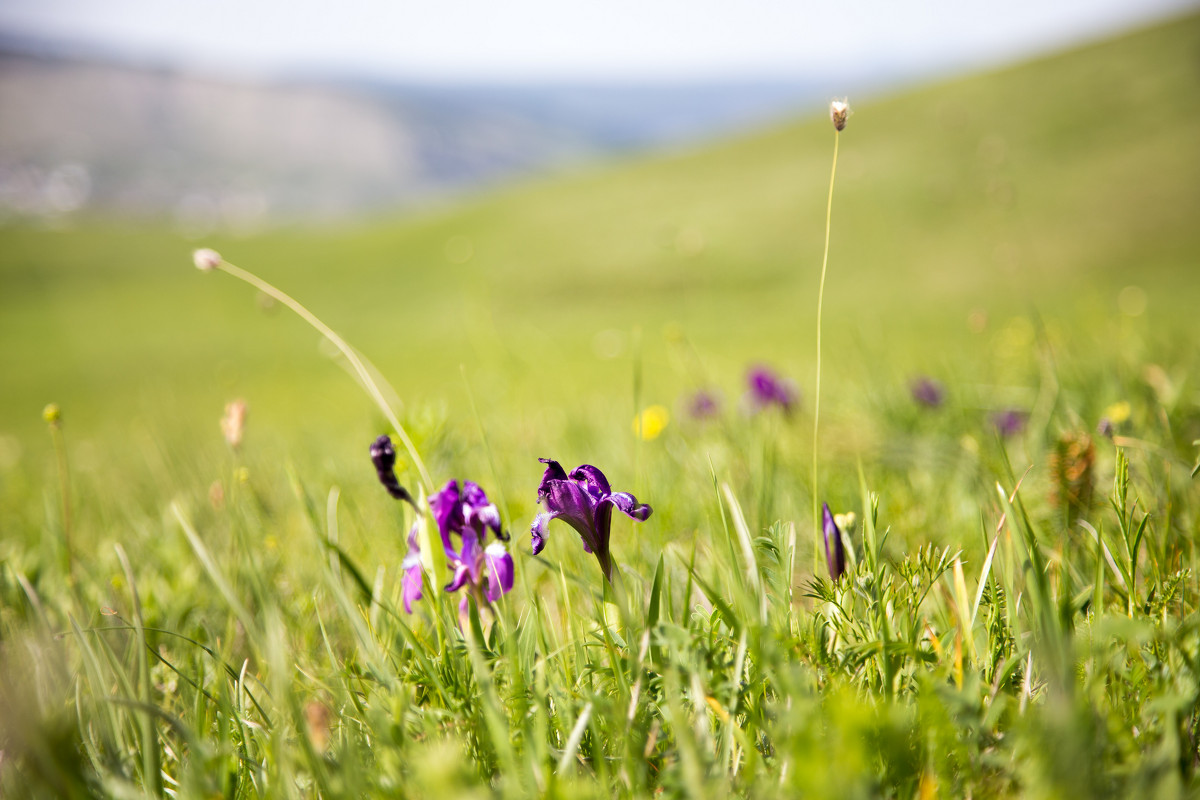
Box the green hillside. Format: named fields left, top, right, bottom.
left=3, top=14, right=1200, bottom=798
left=2, top=11, right=1198, bottom=467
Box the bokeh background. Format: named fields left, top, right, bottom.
left=1, top=0, right=1198, bottom=511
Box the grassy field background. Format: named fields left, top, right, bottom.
left=3, top=11, right=1197, bottom=444
left=1, top=12, right=1199, bottom=798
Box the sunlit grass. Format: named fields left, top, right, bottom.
left=2, top=12, right=1200, bottom=799
left=2, top=303, right=1197, bottom=797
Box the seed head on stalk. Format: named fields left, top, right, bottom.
left=830, top=99, right=850, bottom=131
left=811, top=98, right=849, bottom=573
left=193, top=248, right=222, bottom=271
left=190, top=248, right=431, bottom=492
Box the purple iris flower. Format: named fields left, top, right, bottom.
left=991, top=409, right=1026, bottom=438
left=531, top=459, right=652, bottom=582
left=369, top=435, right=512, bottom=615
left=822, top=503, right=846, bottom=582
left=429, top=479, right=514, bottom=612
left=745, top=366, right=799, bottom=414
left=910, top=376, right=945, bottom=409
left=400, top=524, right=424, bottom=613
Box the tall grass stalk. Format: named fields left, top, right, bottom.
left=199, top=253, right=432, bottom=491
left=812, top=118, right=842, bottom=571
left=42, top=405, right=74, bottom=579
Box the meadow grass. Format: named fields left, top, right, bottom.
left=2, top=12, right=1200, bottom=799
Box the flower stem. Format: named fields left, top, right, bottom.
left=215, top=259, right=433, bottom=492
left=48, top=421, right=73, bottom=580
left=813, top=131, right=840, bottom=573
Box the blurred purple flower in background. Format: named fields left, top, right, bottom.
left=687, top=389, right=722, bottom=420
left=430, top=479, right=514, bottom=612
left=991, top=409, right=1026, bottom=438
left=822, top=503, right=846, bottom=582
left=532, top=459, right=652, bottom=582
left=910, top=376, right=945, bottom=409
left=745, top=365, right=799, bottom=414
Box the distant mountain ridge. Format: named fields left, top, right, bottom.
left=0, top=45, right=838, bottom=228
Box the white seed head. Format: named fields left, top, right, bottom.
left=830, top=99, right=850, bottom=132
left=193, top=248, right=222, bottom=271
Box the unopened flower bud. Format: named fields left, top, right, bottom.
left=193, top=248, right=222, bottom=271
left=42, top=403, right=61, bottom=425
left=822, top=503, right=847, bottom=582
left=221, top=399, right=247, bottom=450
left=830, top=99, right=850, bottom=132
left=369, top=435, right=415, bottom=506
left=304, top=700, right=331, bottom=751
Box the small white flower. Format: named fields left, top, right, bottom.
left=193, top=248, right=222, bottom=271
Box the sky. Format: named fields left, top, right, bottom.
left=0, top=0, right=1195, bottom=83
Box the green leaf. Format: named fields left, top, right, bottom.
left=648, top=554, right=665, bottom=628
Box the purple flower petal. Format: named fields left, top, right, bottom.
left=538, top=476, right=603, bottom=554
left=822, top=503, right=846, bottom=582
left=531, top=512, right=553, bottom=555
left=462, top=480, right=506, bottom=541
left=400, top=525, right=424, bottom=613
left=458, top=529, right=483, bottom=586
left=537, top=458, right=569, bottom=502
left=445, top=562, right=471, bottom=593
left=568, top=464, right=612, bottom=500
left=603, top=491, right=652, bottom=522
left=462, top=481, right=490, bottom=509
left=401, top=561, right=424, bottom=613
left=475, top=503, right=505, bottom=540
left=484, top=543, right=514, bottom=602
left=429, top=479, right=463, bottom=557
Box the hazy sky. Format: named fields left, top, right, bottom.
left=0, top=0, right=1195, bottom=82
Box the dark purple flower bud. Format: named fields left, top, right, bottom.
left=745, top=366, right=799, bottom=414
left=910, top=376, right=945, bottom=409
left=429, top=479, right=514, bottom=605
left=531, top=458, right=651, bottom=583
left=400, top=524, right=424, bottom=614
left=369, top=435, right=414, bottom=506
left=687, top=389, right=721, bottom=420
left=822, top=503, right=846, bottom=582
left=991, top=409, right=1026, bottom=438
left=1096, top=417, right=1114, bottom=439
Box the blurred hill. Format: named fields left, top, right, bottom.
left=0, top=46, right=833, bottom=227
left=0, top=12, right=1196, bottom=455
